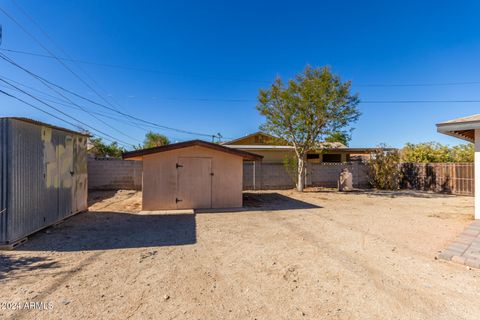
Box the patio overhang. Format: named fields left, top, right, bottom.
left=436, top=114, right=480, bottom=143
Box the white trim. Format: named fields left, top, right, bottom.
left=475, top=129, right=480, bottom=219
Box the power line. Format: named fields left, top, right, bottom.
left=0, top=89, right=129, bottom=146
left=3, top=52, right=480, bottom=108
left=0, top=89, right=83, bottom=130
left=3, top=47, right=480, bottom=89
left=0, top=5, right=143, bottom=143
left=9, top=0, right=128, bottom=113
left=0, top=53, right=219, bottom=137
left=0, top=77, right=134, bottom=147
left=0, top=80, right=176, bottom=135
left=0, top=5, right=129, bottom=114
left=0, top=52, right=140, bottom=144
left=361, top=100, right=480, bottom=103
left=0, top=48, right=272, bottom=84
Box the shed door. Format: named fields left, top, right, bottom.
left=176, top=157, right=212, bottom=209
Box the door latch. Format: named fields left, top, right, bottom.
left=176, top=163, right=183, bottom=169
left=176, top=198, right=183, bottom=203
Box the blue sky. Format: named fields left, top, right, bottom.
left=0, top=0, right=479, bottom=149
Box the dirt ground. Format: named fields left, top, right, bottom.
left=0, top=189, right=478, bottom=320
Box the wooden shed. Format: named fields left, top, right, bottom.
left=123, top=140, right=262, bottom=210
left=437, top=114, right=480, bottom=219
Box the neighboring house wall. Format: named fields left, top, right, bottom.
left=236, top=149, right=351, bottom=164
left=142, top=145, right=243, bottom=210
left=88, top=158, right=142, bottom=190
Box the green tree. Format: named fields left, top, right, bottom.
left=89, top=137, right=125, bottom=158
left=324, top=131, right=351, bottom=146
left=143, top=131, right=170, bottom=148
left=401, top=142, right=473, bottom=163
left=451, top=144, right=474, bottom=162
left=257, top=65, right=360, bottom=191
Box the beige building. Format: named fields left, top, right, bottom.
left=123, top=140, right=262, bottom=210
left=222, top=132, right=383, bottom=163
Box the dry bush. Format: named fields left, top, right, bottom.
left=367, top=147, right=402, bottom=190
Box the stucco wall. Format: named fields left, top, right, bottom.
left=88, top=158, right=142, bottom=190
left=142, top=146, right=243, bottom=210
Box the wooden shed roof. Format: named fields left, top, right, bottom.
left=122, top=139, right=263, bottom=160
left=436, top=114, right=480, bottom=142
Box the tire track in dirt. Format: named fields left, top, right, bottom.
left=262, top=211, right=449, bottom=318
left=9, top=252, right=104, bottom=320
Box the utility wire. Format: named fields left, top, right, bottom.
left=9, top=0, right=128, bottom=113
left=3, top=47, right=480, bottom=89
left=0, top=89, right=83, bottom=130
left=0, top=52, right=140, bottom=144
left=0, top=80, right=173, bottom=134
left=0, top=48, right=272, bottom=84
left=0, top=77, right=134, bottom=147
left=3, top=49, right=480, bottom=105
left=0, top=5, right=143, bottom=142
left=0, top=5, right=130, bottom=115
left=0, top=88, right=128, bottom=145
left=0, top=53, right=218, bottom=137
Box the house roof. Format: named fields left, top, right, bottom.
left=222, top=132, right=347, bottom=148
left=221, top=131, right=280, bottom=145
left=436, top=114, right=480, bottom=142
left=2, top=117, right=90, bottom=136
left=122, top=139, right=263, bottom=160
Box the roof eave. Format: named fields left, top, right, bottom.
left=122, top=140, right=263, bottom=161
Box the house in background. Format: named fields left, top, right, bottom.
left=222, top=132, right=383, bottom=163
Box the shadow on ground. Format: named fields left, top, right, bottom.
left=349, top=189, right=458, bottom=199
left=16, top=212, right=196, bottom=252
left=0, top=255, right=60, bottom=279
left=197, top=192, right=321, bottom=213
left=244, top=192, right=322, bottom=209
left=15, top=192, right=319, bottom=252
left=302, top=188, right=457, bottom=199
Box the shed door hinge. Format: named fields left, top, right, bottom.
left=176, top=163, right=183, bottom=169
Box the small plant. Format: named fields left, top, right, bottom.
left=283, top=155, right=299, bottom=185
left=367, top=146, right=402, bottom=190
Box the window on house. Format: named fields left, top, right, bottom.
left=322, top=154, right=342, bottom=163
left=307, top=153, right=320, bottom=160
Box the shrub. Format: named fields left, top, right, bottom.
left=367, top=146, right=402, bottom=190
left=401, top=142, right=473, bottom=163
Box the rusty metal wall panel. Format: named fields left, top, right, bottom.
left=0, top=118, right=88, bottom=244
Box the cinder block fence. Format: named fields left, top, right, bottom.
left=243, top=161, right=369, bottom=190
left=88, top=158, right=142, bottom=190
left=87, top=159, right=474, bottom=196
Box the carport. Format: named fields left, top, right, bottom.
left=437, top=114, right=480, bottom=219
left=123, top=140, right=262, bottom=210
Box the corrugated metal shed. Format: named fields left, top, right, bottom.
left=0, top=118, right=88, bottom=246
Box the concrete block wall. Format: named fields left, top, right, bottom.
left=243, top=162, right=369, bottom=190
left=88, top=158, right=142, bottom=190
left=87, top=159, right=368, bottom=191
left=308, top=162, right=369, bottom=188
